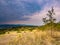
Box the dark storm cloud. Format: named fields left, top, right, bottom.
left=0, top=0, right=41, bottom=23
left=0, top=0, right=57, bottom=24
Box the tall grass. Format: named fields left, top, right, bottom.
left=0, top=30, right=60, bottom=45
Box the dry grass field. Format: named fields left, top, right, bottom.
left=0, top=30, right=60, bottom=45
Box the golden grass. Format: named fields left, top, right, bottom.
left=0, top=30, right=60, bottom=45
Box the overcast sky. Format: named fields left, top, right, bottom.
left=0, top=0, right=60, bottom=25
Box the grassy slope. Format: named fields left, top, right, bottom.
left=0, top=23, right=60, bottom=45
left=0, top=23, right=60, bottom=34
left=38, top=23, right=60, bottom=31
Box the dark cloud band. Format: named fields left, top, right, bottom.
left=0, top=0, right=41, bottom=23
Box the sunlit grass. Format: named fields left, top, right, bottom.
left=0, top=30, right=60, bottom=45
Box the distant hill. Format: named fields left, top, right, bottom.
left=0, top=24, right=37, bottom=29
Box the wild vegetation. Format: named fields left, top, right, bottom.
left=0, top=7, right=60, bottom=45
left=0, top=29, right=60, bottom=45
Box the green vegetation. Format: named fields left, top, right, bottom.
left=38, top=22, right=60, bottom=31
left=0, top=22, right=60, bottom=34
left=0, top=26, right=37, bottom=34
